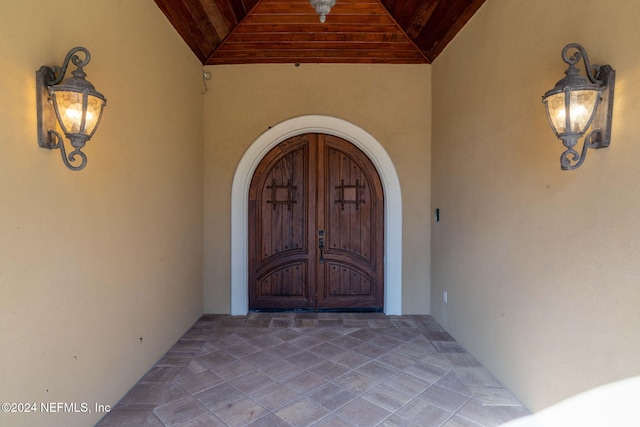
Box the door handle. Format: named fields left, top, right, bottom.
left=318, top=237, right=325, bottom=264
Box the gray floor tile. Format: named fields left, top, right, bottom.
left=330, top=349, right=370, bottom=369
left=276, top=398, right=331, bottom=427
left=153, top=396, right=209, bottom=426
left=455, top=366, right=502, bottom=387
left=308, top=383, right=357, bottom=411
left=246, top=412, right=292, bottom=427
left=307, top=359, right=351, bottom=381
left=260, top=358, right=304, bottom=381
left=395, top=398, right=453, bottom=426
left=435, top=370, right=473, bottom=396
left=101, top=314, right=530, bottom=426
left=468, top=385, right=522, bottom=406
left=251, top=382, right=302, bottom=411
left=228, top=370, right=275, bottom=394
left=333, top=371, right=379, bottom=395
left=193, top=382, right=244, bottom=411
left=213, top=396, right=268, bottom=426
left=352, top=341, right=390, bottom=358
left=385, top=371, right=432, bottom=396
left=377, top=351, right=416, bottom=370
left=309, top=342, right=348, bottom=358
left=177, top=370, right=224, bottom=394
left=442, top=415, right=485, bottom=427
left=177, top=413, right=227, bottom=426
left=287, top=350, right=327, bottom=369
left=361, top=384, right=413, bottom=412
left=337, top=397, right=392, bottom=427
left=96, top=403, right=162, bottom=426
left=456, top=397, right=529, bottom=426
left=312, top=413, right=357, bottom=426
left=121, top=382, right=189, bottom=405
left=379, top=414, right=423, bottom=427
left=330, top=334, right=365, bottom=349
left=419, top=383, right=472, bottom=413
left=283, top=371, right=328, bottom=395
left=140, top=366, right=184, bottom=383
left=356, top=360, right=398, bottom=382
left=403, top=360, right=451, bottom=383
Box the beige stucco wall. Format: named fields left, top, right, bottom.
left=0, top=1, right=204, bottom=426
left=432, top=0, right=640, bottom=412
left=203, top=64, right=431, bottom=314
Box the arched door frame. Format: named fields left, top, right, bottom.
left=231, top=115, right=402, bottom=315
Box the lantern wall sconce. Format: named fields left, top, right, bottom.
left=542, top=43, right=615, bottom=170
left=36, top=47, right=107, bottom=171
left=309, top=0, right=336, bottom=23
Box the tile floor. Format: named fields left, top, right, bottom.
left=97, top=313, right=529, bottom=427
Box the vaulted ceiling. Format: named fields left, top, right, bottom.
left=154, top=0, right=485, bottom=65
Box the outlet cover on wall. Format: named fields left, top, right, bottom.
left=443, top=290, right=448, bottom=303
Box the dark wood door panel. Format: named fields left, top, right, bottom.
left=249, top=133, right=382, bottom=311
left=249, top=135, right=316, bottom=309
left=257, top=143, right=308, bottom=264
left=320, top=261, right=377, bottom=309
left=324, top=140, right=379, bottom=265
left=254, top=260, right=312, bottom=309
left=318, top=135, right=384, bottom=310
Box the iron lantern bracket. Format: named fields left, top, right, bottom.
left=35, top=47, right=104, bottom=171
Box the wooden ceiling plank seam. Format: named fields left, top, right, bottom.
left=219, top=40, right=419, bottom=46
left=242, top=0, right=261, bottom=13
left=241, top=15, right=396, bottom=25
left=231, top=24, right=407, bottom=34
left=184, top=0, right=224, bottom=47
left=425, top=0, right=486, bottom=61
left=216, top=42, right=420, bottom=52
left=211, top=49, right=425, bottom=58
left=201, top=1, right=231, bottom=40
left=380, top=0, right=429, bottom=29
left=254, top=3, right=389, bottom=14
left=207, top=59, right=426, bottom=64
left=212, top=0, right=240, bottom=28
left=405, top=0, right=439, bottom=40
left=374, top=0, right=430, bottom=63
left=413, top=0, right=485, bottom=61
left=227, top=32, right=410, bottom=43
left=381, top=0, right=398, bottom=12
left=153, top=0, right=212, bottom=63
left=228, top=0, right=249, bottom=20
left=206, top=0, right=266, bottom=64
left=413, top=1, right=467, bottom=48
left=261, top=0, right=379, bottom=2
left=208, top=58, right=426, bottom=65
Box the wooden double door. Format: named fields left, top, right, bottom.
left=249, top=134, right=384, bottom=311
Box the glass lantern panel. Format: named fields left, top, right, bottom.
left=53, top=91, right=104, bottom=136
left=545, top=92, right=567, bottom=134
left=568, top=89, right=599, bottom=133
left=545, top=89, right=599, bottom=135
left=83, top=94, right=105, bottom=136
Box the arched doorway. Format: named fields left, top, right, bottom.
left=248, top=133, right=384, bottom=311
left=230, top=115, right=402, bottom=315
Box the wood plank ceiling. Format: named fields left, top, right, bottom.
left=154, top=0, right=485, bottom=65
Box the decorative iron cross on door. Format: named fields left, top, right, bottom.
left=266, top=179, right=297, bottom=210
left=335, top=179, right=365, bottom=210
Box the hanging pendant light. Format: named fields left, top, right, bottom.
left=310, top=0, right=336, bottom=23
